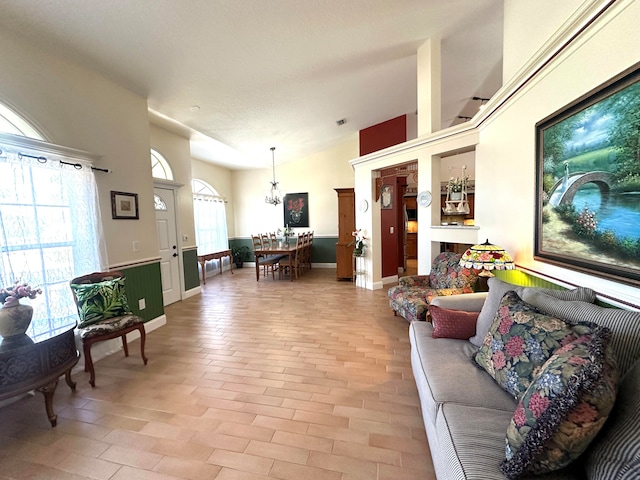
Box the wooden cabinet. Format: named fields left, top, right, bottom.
left=406, top=233, right=417, bottom=259
left=335, top=188, right=355, bottom=280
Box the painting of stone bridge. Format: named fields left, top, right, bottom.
left=535, top=63, right=640, bottom=284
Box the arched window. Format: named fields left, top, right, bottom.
left=0, top=103, right=105, bottom=339
left=0, top=103, right=43, bottom=139
left=192, top=179, right=228, bottom=257
left=151, top=148, right=174, bottom=180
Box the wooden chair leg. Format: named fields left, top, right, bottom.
left=83, top=341, right=96, bottom=387
left=138, top=324, right=148, bottom=365
left=122, top=335, right=130, bottom=357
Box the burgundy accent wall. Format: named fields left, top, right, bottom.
left=359, top=115, right=407, bottom=156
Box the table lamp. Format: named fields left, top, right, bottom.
left=459, top=239, right=515, bottom=291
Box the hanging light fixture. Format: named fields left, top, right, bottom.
left=265, top=147, right=282, bottom=206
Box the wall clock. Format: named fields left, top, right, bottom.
left=418, top=190, right=432, bottom=207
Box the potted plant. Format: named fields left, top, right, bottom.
left=231, top=245, right=251, bottom=268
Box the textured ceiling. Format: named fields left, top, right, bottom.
left=0, top=0, right=503, bottom=169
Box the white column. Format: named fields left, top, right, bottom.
left=417, top=37, right=442, bottom=136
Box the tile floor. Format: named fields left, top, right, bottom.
left=0, top=267, right=436, bottom=480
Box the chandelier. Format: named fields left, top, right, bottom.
left=265, top=147, right=282, bottom=206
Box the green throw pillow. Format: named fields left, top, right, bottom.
left=474, top=291, right=578, bottom=400
left=71, top=277, right=133, bottom=328
left=501, top=327, right=618, bottom=478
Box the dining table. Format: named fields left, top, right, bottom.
left=254, top=242, right=302, bottom=282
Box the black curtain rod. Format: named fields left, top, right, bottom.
left=11, top=151, right=110, bottom=173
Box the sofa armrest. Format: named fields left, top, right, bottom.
left=399, top=275, right=431, bottom=288
left=429, top=292, right=488, bottom=312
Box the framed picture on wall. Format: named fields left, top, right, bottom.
left=111, top=191, right=139, bottom=219
left=283, top=192, right=309, bottom=227
left=381, top=184, right=393, bottom=209
left=534, top=61, right=640, bottom=285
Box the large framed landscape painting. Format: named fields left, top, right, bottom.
left=535, top=62, right=640, bottom=285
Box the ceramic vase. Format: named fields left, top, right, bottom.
left=450, top=191, right=462, bottom=201
left=0, top=304, right=34, bottom=339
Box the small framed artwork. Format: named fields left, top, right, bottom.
left=283, top=192, right=309, bottom=227
left=381, top=184, right=393, bottom=209
left=111, top=191, right=139, bottom=219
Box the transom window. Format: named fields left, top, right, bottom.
left=151, top=148, right=174, bottom=180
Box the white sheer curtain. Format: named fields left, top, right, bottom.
left=0, top=134, right=107, bottom=340
left=193, top=194, right=228, bottom=255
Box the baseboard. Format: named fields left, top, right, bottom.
left=183, top=286, right=201, bottom=299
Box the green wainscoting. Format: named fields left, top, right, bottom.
left=230, top=236, right=338, bottom=264
left=493, top=270, right=564, bottom=290
left=121, top=262, right=164, bottom=322
left=183, top=248, right=200, bottom=291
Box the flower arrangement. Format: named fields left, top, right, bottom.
left=278, top=224, right=293, bottom=239
left=349, top=229, right=367, bottom=256
left=0, top=281, right=42, bottom=308
left=448, top=175, right=468, bottom=193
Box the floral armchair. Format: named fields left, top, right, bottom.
left=388, top=251, right=479, bottom=322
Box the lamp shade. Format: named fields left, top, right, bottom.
left=459, top=239, right=515, bottom=271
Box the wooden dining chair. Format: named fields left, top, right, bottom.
left=69, top=271, right=148, bottom=387
left=252, top=234, right=277, bottom=279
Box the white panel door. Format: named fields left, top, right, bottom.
left=154, top=187, right=181, bottom=305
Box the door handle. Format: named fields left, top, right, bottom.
left=172, top=253, right=178, bottom=257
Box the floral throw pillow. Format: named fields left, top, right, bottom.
left=501, top=327, right=618, bottom=478
left=71, top=277, right=133, bottom=328
left=474, top=291, right=578, bottom=399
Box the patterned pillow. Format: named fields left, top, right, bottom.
left=470, top=277, right=596, bottom=347
left=501, top=327, right=618, bottom=478
left=474, top=291, right=578, bottom=399
left=429, top=305, right=479, bottom=339
left=71, top=277, right=133, bottom=328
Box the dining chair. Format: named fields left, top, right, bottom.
left=252, top=234, right=277, bottom=279
left=69, top=271, right=148, bottom=387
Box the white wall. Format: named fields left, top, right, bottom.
left=502, top=0, right=586, bottom=82
left=232, top=135, right=358, bottom=237
left=479, top=0, right=640, bottom=304
left=0, top=25, right=157, bottom=267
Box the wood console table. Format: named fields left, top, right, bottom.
left=0, top=324, right=79, bottom=427
left=197, top=249, right=234, bottom=284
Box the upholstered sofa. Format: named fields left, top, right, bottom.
left=409, top=277, right=640, bottom=479
left=388, top=251, right=479, bottom=322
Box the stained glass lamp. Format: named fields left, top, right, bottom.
left=459, top=239, right=515, bottom=277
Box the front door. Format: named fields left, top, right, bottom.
left=154, top=187, right=181, bottom=305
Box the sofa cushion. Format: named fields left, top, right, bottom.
left=429, top=251, right=479, bottom=290
left=501, top=327, right=618, bottom=478
left=430, top=305, right=479, bottom=339
left=435, top=403, right=585, bottom=480
left=474, top=291, right=578, bottom=399
left=410, top=321, right=517, bottom=426
left=388, top=285, right=475, bottom=323
left=521, top=290, right=640, bottom=378
left=585, top=359, right=640, bottom=479
left=470, top=278, right=596, bottom=347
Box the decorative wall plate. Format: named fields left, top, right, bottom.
left=358, top=199, right=369, bottom=212
left=418, top=190, right=432, bottom=207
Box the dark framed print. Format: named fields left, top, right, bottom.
left=111, top=191, right=139, bottom=219
left=535, top=62, right=640, bottom=284
left=381, top=184, right=393, bottom=209
left=283, top=192, right=309, bottom=227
